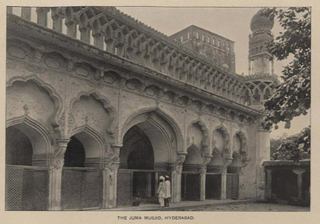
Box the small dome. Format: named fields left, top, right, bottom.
left=250, top=9, right=274, bottom=32
left=222, top=63, right=230, bottom=71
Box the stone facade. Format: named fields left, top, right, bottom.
left=6, top=7, right=276, bottom=210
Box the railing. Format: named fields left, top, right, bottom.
left=8, top=6, right=249, bottom=104
left=5, top=165, right=48, bottom=211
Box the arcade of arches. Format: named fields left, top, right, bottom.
left=6, top=7, right=273, bottom=211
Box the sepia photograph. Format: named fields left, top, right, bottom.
left=5, top=4, right=311, bottom=214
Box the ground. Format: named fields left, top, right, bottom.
left=177, top=202, right=310, bottom=212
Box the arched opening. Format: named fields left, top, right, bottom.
left=5, top=122, right=50, bottom=211
left=117, top=111, right=178, bottom=206
left=64, top=136, right=85, bottom=167
left=181, top=146, right=202, bottom=201
left=205, top=150, right=223, bottom=200
left=119, top=126, right=155, bottom=203
left=6, top=126, right=32, bottom=166
left=226, top=153, right=240, bottom=200
left=61, top=130, right=103, bottom=210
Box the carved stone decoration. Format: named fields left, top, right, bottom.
left=104, top=145, right=121, bottom=172
left=25, top=64, right=46, bottom=74
left=200, top=155, right=212, bottom=174
left=173, top=154, right=186, bottom=175
left=6, top=60, right=17, bottom=70
left=33, top=46, right=46, bottom=63
left=49, top=138, right=70, bottom=170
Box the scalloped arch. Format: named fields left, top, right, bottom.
left=7, top=75, right=63, bottom=129
left=187, top=118, right=210, bottom=153
left=70, top=89, right=117, bottom=133
left=212, top=124, right=230, bottom=156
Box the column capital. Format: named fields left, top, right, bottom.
left=173, top=154, right=186, bottom=174
left=293, top=169, right=305, bottom=176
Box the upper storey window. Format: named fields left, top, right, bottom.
left=218, top=40, right=221, bottom=47
left=181, top=36, right=184, bottom=42
left=202, top=34, right=205, bottom=41
left=212, top=38, right=215, bottom=45
left=196, top=32, right=199, bottom=39
left=187, top=32, right=190, bottom=39
left=207, top=36, right=210, bottom=43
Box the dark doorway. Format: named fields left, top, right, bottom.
left=205, top=174, right=221, bottom=199
left=6, top=126, right=32, bottom=166
left=181, top=173, right=200, bottom=201
left=226, top=174, right=239, bottom=199
left=119, top=126, right=156, bottom=204
left=64, top=136, right=85, bottom=167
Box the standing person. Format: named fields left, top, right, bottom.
left=164, top=175, right=171, bottom=207
left=157, top=176, right=166, bottom=208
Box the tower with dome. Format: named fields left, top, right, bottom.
left=244, top=9, right=279, bottom=110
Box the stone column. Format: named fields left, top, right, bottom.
left=171, top=154, right=186, bottom=204
left=48, top=139, right=69, bottom=211
left=221, top=157, right=232, bottom=200
left=265, top=169, right=272, bottom=199
left=293, top=169, right=305, bottom=200
left=147, top=173, right=152, bottom=197
left=200, top=167, right=207, bottom=201
left=256, top=121, right=271, bottom=200
left=238, top=159, right=249, bottom=199
left=102, top=145, right=121, bottom=209
left=200, top=155, right=212, bottom=201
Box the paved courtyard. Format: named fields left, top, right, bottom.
left=176, top=202, right=310, bottom=212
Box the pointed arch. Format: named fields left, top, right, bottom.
left=6, top=115, right=54, bottom=155
left=70, top=124, right=106, bottom=159
left=121, top=107, right=184, bottom=154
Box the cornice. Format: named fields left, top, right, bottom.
left=7, top=14, right=261, bottom=117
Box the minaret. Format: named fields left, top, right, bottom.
left=244, top=9, right=278, bottom=110
left=248, top=10, right=274, bottom=75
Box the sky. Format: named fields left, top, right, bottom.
left=117, top=6, right=310, bottom=138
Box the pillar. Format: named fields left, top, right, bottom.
left=293, top=169, right=305, bottom=200
left=238, top=159, right=249, bottom=199
left=80, top=27, right=91, bottom=44
left=147, top=173, right=152, bottom=197
left=21, top=7, right=31, bottom=20
left=51, top=8, right=63, bottom=33
left=200, top=155, right=212, bottom=201
left=220, top=157, right=232, bottom=200
left=48, top=139, right=69, bottom=211
left=171, top=154, right=186, bottom=204
left=102, top=145, right=121, bottom=209
left=36, top=7, right=50, bottom=27
left=220, top=167, right=228, bottom=200
left=265, top=169, right=272, bottom=199
left=255, top=120, right=271, bottom=200
left=200, top=167, right=206, bottom=201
